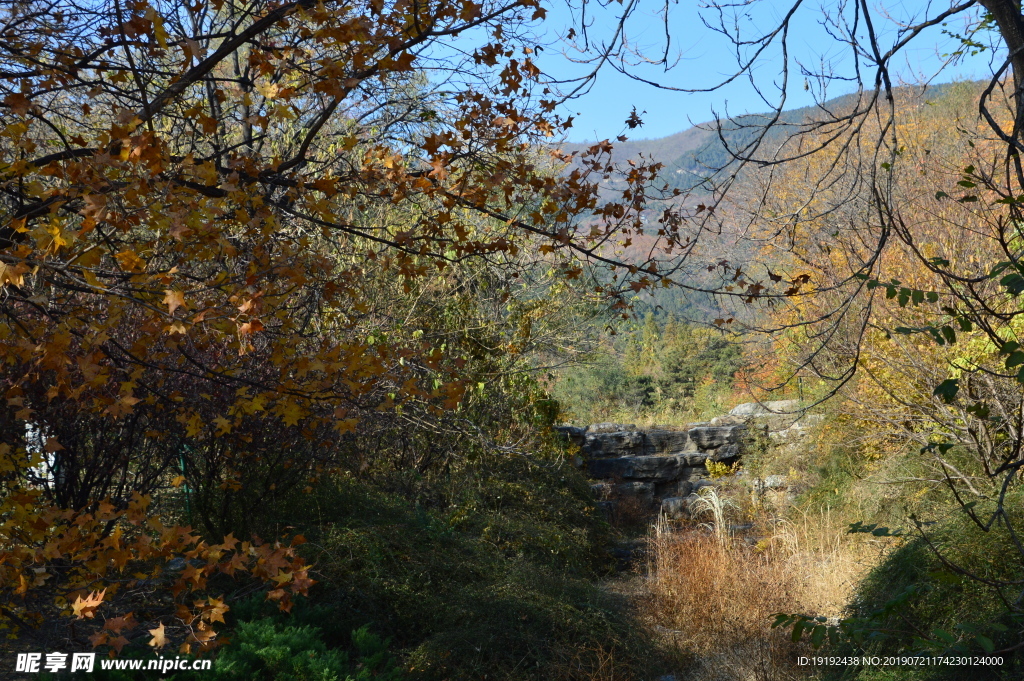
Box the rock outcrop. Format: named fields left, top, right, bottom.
left=556, top=421, right=743, bottom=511
left=559, top=400, right=816, bottom=518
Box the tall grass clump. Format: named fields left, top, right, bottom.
left=643, top=506, right=872, bottom=681
left=688, top=486, right=738, bottom=548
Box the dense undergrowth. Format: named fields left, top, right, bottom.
left=613, top=363, right=1024, bottom=681
left=69, top=435, right=669, bottom=681
left=30, top=307, right=1024, bottom=681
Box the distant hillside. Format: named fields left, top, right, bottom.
left=560, top=83, right=971, bottom=194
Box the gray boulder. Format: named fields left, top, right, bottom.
left=729, top=400, right=800, bottom=417
left=710, top=443, right=741, bottom=461
left=729, top=400, right=805, bottom=433
left=660, top=496, right=689, bottom=519
left=553, top=425, right=586, bottom=446
left=587, top=422, right=637, bottom=433
left=690, top=479, right=716, bottom=494
left=681, top=465, right=709, bottom=480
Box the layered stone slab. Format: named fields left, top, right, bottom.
left=573, top=425, right=741, bottom=459
left=687, top=425, right=743, bottom=450
left=582, top=430, right=645, bottom=457
left=643, top=430, right=691, bottom=456
left=588, top=454, right=687, bottom=481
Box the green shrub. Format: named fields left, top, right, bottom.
left=550, top=314, right=747, bottom=424
left=75, top=393, right=665, bottom=680
left=210, top=620, right=401, bottom=681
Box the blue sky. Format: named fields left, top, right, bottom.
left=536, top=0, right=1003, bottom=142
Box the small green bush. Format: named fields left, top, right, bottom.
left=211, top=620, right=401, bottom=681
left=550, top=314, right=747, bottom=423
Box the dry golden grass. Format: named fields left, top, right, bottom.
left=640, top=507, right=874, bottom=681
left=771, top=506, right=874, bottom=617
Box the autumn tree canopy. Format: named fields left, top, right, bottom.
left=0, top=0, right=683, bottom=441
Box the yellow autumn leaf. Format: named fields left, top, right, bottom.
left=163, top=290, right=186, bottom=315
left=148, top=622, right=169, bottom=649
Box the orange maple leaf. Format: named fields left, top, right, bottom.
left=72, top=589, right=106, bottom=619
left=204, top=597, right=229, bottom=624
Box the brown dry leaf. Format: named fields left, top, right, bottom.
left=104, top=613, right=136, bottom=634
left=109, top=636, right=131, bottom=654
left=4, top=92, right=31, bottom=115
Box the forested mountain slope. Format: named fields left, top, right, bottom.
left=557, top=82, right=983, bottom=323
